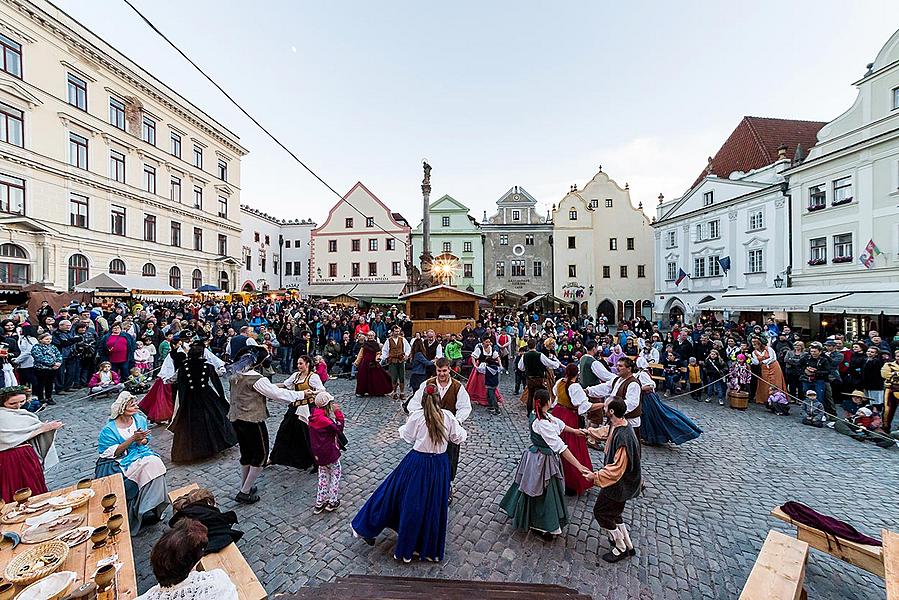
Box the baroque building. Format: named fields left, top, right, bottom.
left=239, top=204, right=315, bottom=292
left=411, top=194, right=484, bottom=293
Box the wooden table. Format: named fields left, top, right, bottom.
left=0, top=473, right=137, bottom=598
left=884, top=529, right=899, bottom=599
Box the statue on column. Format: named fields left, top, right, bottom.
left=418, top=160, right=434, bottom=290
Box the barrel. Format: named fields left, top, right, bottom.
left=728, top=389, right=749, bottom=410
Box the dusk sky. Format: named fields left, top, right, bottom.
left=64, top=1, right=899, bottom=224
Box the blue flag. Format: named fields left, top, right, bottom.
left=718, top=256, right=731, bottom=273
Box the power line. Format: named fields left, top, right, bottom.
left=120, top=0, right=411, bottom=248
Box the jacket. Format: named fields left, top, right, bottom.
left=308, top=406, right=344, bottom=466
left=31, top=343, right=62, bottom=369
left=89, top=370, right=121, bottom=387
left=52, top=329, right=82, bottom=359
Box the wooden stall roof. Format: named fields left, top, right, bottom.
left=399, top=284, right=486, bottom=301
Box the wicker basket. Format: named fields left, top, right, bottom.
left=4, top=540, right=69, bottom=585
left=728, top=390, right=749, bottom=410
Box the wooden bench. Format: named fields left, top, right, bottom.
left=884, top=529, right=899, bottom=599
left=739, top=530, right=809, bottom=600
left=647, top=362, right=665, bottom=382
left=771, top=506, right=884, bottom=578
left=169, top=484, right=268, bottom=600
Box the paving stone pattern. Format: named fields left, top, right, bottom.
left=42, top=374, right=897, bottom=599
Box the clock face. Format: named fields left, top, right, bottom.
left=512, top=193, right=521, bottom=201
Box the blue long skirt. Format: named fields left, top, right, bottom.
left=351, top=449, right=450, bottom=561
left=640, top=391, right=703, bottom=445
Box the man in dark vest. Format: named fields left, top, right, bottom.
left=585, top=356, right=642, bottom=439
left=422, top=329, right=442, bottom=377
left=579, top=340, right=615, bottom=388
left=584, top=396, right=642, bottom=563
left=381, top=325, right=411, bottom=400
left=518, top=338, right=560, bottom=412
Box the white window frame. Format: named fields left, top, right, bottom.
left=747, top=248, right=764, bottom=273
left=809, top=237, right=826, bottom=262
left=748, top=210, right=764, bottom=231
left=834, top=233, right=853, bottom=259
left=666, top=262, right=677, bottom=281
left=693, top=257, right=705, bottom=278
left=665, top=230, right=676, bottom=248
left=708, top=219, right=720, bottom=239
left=703, top=191, right=713, bottom=206
left=707, top=255, right=721, bottom=276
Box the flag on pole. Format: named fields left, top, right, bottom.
left=717, top=256, right=731, bottom=274
left=859, top=239, right=882, bottom=269
left=675, top=268, right=688, bottom=285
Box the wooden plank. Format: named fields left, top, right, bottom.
left=771, top=507, right=884, bottom=578
left=883, top=530, right=899, bottom=600
left=740, top=530, right=809, bottom=600
left=168, top=483, right=200, bottom=504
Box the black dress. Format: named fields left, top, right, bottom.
left=170, top=358, right=238, bottom=463
left=269, top=372, right=315, bottom=471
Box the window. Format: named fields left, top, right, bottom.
left=218, top=196, right=228, bottom=218
left=351, top=262, right=360, bottom=277
left=589, top=199, right=598, bottom=208
left=392, top=261, right=402, bottom=276
left=567, top=236, right=576, bottom=249
left=696, top=223, right=705, bottom=241
left=605, top=198, right=613, bottom=208
left=109, top=258, right=126, bottom=275
left=609, top=238, right=618, bottom=251
left=143, top=214, right=156, bottom=242
left=351, top=239, right=360, bottom=252
left=244, top=251, right=251, bottom=271
left=532, top=260, right=542, bottom=277
left=638, top=264, right=646, bottom=278
left=0, top=33, right=22, bottom=78
left=264, top=235, right=270, bottom=245
left=832, top=176, right=853, bottom=205
left=809, top=237, right=826, bottom=263
left=748, top=210, right=764, bottom=231
left=693, top=257, right=705, bottom=278
left=368, top=262, right=377, bottom=276
left=620, top=265, right=628, bottom=278
left=285, top=240, right=291, bottom=248
left=511, top=259, right=526, bottom=277
left=109, top=98, right=125, bottom=130
left=524, top=235, right=533, bottom=246
left=499, top=234, right=508, bottom=246
left=169, top=266, right=181, bottom=289
left=171, top=221, right=181, bottom=246
left=328, top=239, right=337, bottom=252
left=0, top=174, right=25, bottom=215
left=142, top=117, right=156, bottom=145
left=707, top=256, right=720, bottom=277
left=0, top=244, right=28, bottom=284
left=0, top=103, right=23, bottom=147
left=142, top=263, right=156, bottom=277
left=441, top=216, right=450, bottom=227
left=512, top=210, right=520, bottom=221
left=143, top=164, right=156, bottom=194
left=708, top=219, right=720, bottom=239
left=193, top=145, right=203, bottom=169
left=568, top=264, right=577, bottom=278
left=109, top=150, right=125, bottom=183
left=703, top=191, right=713, bottom=206
left=294, top=239, right=301, bottom=246
left=217, top=159, right=227, bottom=181
left=442, top=241, right=452, bottom=253
left=345, top=217, right=353, bottom=228
left=217, top=234, right=227, bottom=255
left=366, top=217, right=374, bottom=228
left=193, top=227, right=203, bottom=251
left=219, top=270, right=229, bottom=290
left=171, top=177, right=181, bottom=203
left=369, top=239, right=378, bottom=251
left=809, top=185, right=826, bottom=210
left=69, top=133, right=88, bottom=169
left=626, top=237, right=635, bottom=250
left=665, top=230, right=676, bottom=248
left=748, top=249, right=764, bottom=273
left=69, top=194, right=88, bottom=228
left=461, top=263, right=473, bottom=278
left=254, top=232, right=259, bottom=243
left=285, top=262, right=293, bottom=276
left=667, top=262, right=677, bottom=281
left=193, top=186, right=202, bottom=209
left=569, top=210, right=577, bottom=221
left=67, top=254, right=89, bottom=289
left=386, top=238, right=396, bottom=251
left=834, top=233, right=853, bottom=259
left=495, top=261, right=505, bottom=277
left=293, top=261, right=301, bottom=276
left=170, top=132, right=181, bottom=158
left=893, top=87, right=899, bottom=110
left=463, top=241, right=472, bottom=252
left=603, top=265, right=610, bottom=278
left=110, top=205, right=126, bottom=236
left=189, top=269, right=202, bottom=289
left=66, top=73, right=87, bottom=111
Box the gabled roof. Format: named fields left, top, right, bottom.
left=429, top=194, right=470, bottom=213
left=496, top=186, right=537, bottom=206
left=399, top=284, right=486, bottom=300
left=691, top=116, right=826, bottom=188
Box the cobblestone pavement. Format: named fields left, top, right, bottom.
left=42, top=373, right=897, bottom=599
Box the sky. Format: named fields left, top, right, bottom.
left=63, top=0, right=899, bottom=225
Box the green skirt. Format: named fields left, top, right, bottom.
left=499, top=477, right=569, bottom=534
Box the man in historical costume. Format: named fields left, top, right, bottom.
left=579, top=340, right=616, bottom=389
left=406, top=357, right=471, bottom=499
left=518, top=338, right=561, bottom=412
left=585, top=397, right=642, bottom=563
left=421, top=329, right=443, bottom=377
left=380, top=326, right=411, bottom=400
left=585, top=356, right=643, bottom=439
left=226, top=346, right=309, bottom=504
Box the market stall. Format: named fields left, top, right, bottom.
left=400, top=284, right=483, bottom=336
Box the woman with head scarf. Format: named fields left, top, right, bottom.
left=97, top=391, right=168, bottom=533
left=0, top=385, right=61, bottom=501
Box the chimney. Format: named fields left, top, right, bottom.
left=777, top=144, right=788, bottom=161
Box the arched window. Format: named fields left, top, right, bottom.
left=0, top=243, right=28, bottom=284
left=142, top=263, right=156, bottom=277
left=218, top=270, right=229, bottom=291
left=169, top=266, right=181, bottom=289
left=623, top=300, right=635, bottom=321
left=191, top=268, right=202, bottom=289
left=641, top=300, right=654, bottom=320
left=109, top=259, right=126, bottom=275
left=68, top=254, right=89, bottom=289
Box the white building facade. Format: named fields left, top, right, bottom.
left=0, top=0, right=247, bottom=294
left=239, top=205, right=315, bottom=292
left=411, top=194, right=484, bottom=293
left=281, top=220, right=315, bottom=292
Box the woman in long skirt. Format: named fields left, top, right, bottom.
left=139, top=376, right=174, bottom=424
left=466, top=338, right=506, bottom=407
left=636, top=358, right=703, bottom=446
left=500, top=389, right=590, bottom=538
left=355, top=332, right=393, bottom=397
left=269, top=355, right=322, bottom=472
left=552, top=363, right=603, bottom=495
left=751, top=338, right=786, bottom=404
left=0, top=385, right=60, bottom=501
left=352, top=385, right=467, bottom=562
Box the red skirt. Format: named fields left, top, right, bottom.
left=551, top=404, right=593, bottom=495
left=0, top=445, right=48, bottom=502
left=139, top=379, right=174, bottom=422
left=466, top=361, right=505, bottom=406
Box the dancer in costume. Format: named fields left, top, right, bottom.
left=751, top=337, right=787, bottom=405
left=635, top=355, right=702, bottom=446
left=0, top=385, right=60, bottom=501
left=269, top=355, right=323, bottom=472
left=381, top=326, right=411, bottom=400
left=518, top=338, right=561, bottom=412
left=421, top=329, right=443, bottom=378
left=586, top=357, right=643, bottom=439
left=500, top=388, right=590, bottom=538
left=355, top=331, right=393, bottom=397
left=351, top=380, right=467, bottom=562
left=552, top=363, right=604, bottom=495
left=467, top=335, right=505, bottom=411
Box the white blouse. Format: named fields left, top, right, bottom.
left=531, top=413, right=567, bottom=454
left=282, top=371, right=324, bottom=392
left=553, top=380, right=594, bottom=416
left=398, top=409, right=467, bottom=454
left=136, top=569, right=237, bottom=600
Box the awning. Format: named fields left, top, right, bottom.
left=698, top=292, right=850, bottom=312
left=134, top=293, right=192, bottom=302
left=521, top=293, right=572, bottom=309
left=306, top=284, right=357, bottom=297
left=811, top=292, right=899, bottom=315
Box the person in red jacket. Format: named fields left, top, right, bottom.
left=309, top=391, right=345, bottom=514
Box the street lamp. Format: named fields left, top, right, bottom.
left=773, top=274, right=784, bottom=288
left=589, top=284, right=594, bottom=296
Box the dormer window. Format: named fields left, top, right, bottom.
left=703, top=191, right=713, bottom=206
